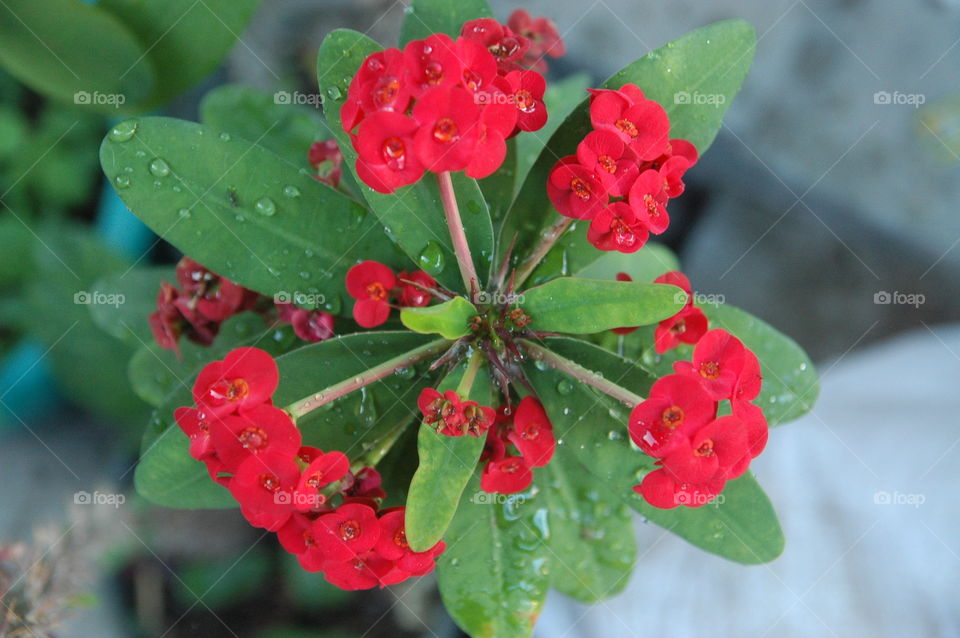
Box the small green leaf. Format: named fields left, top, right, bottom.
left=317, top=29, right=495, bottom=291
left=199, top=84, right=329, bottom=166
left=400, top=297, right=477, bottom=340
left=436, top=474, right=550, bottom=638
left=405, top=356, right=491, bottom=551
left=502, top=20, right=756, bottom=284
left=540, top=450, right=637, bottom=603
left=522, top=278, right=685, bottom=333
left=134, top=431, right=237, bottom=509
left=0, top=0, right=154, bottom=109
left=99, top=0, right=260, bottom=110
left=100, top=116, right=407, bottom=310
left=89, top=267, right=171, bottom=347
left=399, top=0, right=493, bottom=45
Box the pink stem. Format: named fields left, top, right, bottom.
left=437, top=172, right=480, bottom=298
left=513, top=216, right=572, bottom=290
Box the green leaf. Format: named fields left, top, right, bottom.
left=539, top=449, right=637, bottom=603
left=135, top=332, right=443, bottom=508
left=576, top=242, right=680, bottom=281
left=524, top=340, right=784, bottom=564
left=405, top=356, right=491, bottom=551
left=199, top=84, right=329, bottom=167
left=480, top=138, right=517, bottom=227
left=0, top=0, right=154, bottom=109
left=99, top=0, right=259, bottom=110
left=521, top=278, right=685, bottom=334
left=400, top=297, right=477, bottom=340
left=316, top=29, right=495, bottom=292
left=398, top=0, right=493, bottom=45
left=100, top=116, right=407, bottom=313
left=706, top=303, right=818, bottom=425
left=436, top=474, right=550, bottom=638
left=502, top=20, right=756, bottom=282
left=89, top=267, right=171, bottom=347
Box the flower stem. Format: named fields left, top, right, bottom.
left=286, top=339, right=451, bottom=419
left=456, top=350, right=484, bottom=396
left=437, top=171, right=479, bottom=299
left=512, top=216, right=572, bottom=290
left=351, top=415, right=411, bottom=472
left=519, top=339, right=645, bottom=407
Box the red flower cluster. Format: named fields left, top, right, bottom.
left=547, top=84, right=698, bottom=253
left=417, top=387, right=496, bottom=437
left=652, top=271, right=709, bottom=353
left=506, top=9, right=566, bottom=72
left=175, top=346, right=444, bottom=589
left=480, top=397, right=556, bottom=494
left=275, top=302, right=335, bottom=343
left=308, top=139, right=344, bottom=188
left=629, top=329, right=768, bottom=509
left=341, top=19, right=551, bottom=192
left=345, top=261, right=435, bottom=328
left=149, top=257, right=260, bottom=354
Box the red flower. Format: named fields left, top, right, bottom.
left=314, top=502, right=381, bottom=561
left=175, top=406, right=216, bottom=462
left=733, top=399, right=769, bottom=460
left=628, top=374, right=716, bottom=457
left=412, top=86, right=481, bottom=173
left=673, top=329, right=747, bottom=400
left=175, top=258, right=249, bottom=322
left=628, top=169, right=670, bottom=234
left=461, top=18, right=530, bottom=71
left=345, top=261, right=397, bottom=328
left=290, top=309, right=335, bottom=343
left=404, top=34, right=461, bottom=97
left=149, top=282, right=184, bottom=352
left=458, top=401, right=497, bottom=437
left=507, top=9, right=566, bottom=72
left=506, top=396, right=555, bottom=467
left=294, top=450, right=350, bottom=512
left=193, top=347, right=279, bottom=417
left=481, top=456, right=533, bottom=494
left=209, top=404, right=302, bottom=473
left=503, top=69, right=547, bottom=132
left=347, top=48, right=411, bottom=115
left=587, top=202, right=649, bottom=253
left=228, top=451, right=301, bottom=531
left=322, top=551, right=393, bottom=590
left=277, top=512, right=316, bottom=556
left=374, top=508, right=445, bottom=573
left=308, top=139, right=343, bottom=188
left=734, top=349, right=763, bottom=402
left=589, top=88, right=670, bottom=161
left=659, top=155, right=692, bottom=198
left=659, top=415, right=749, bottom=483
left=455, top=36, right=499, bottom=94
left=576, top=130, right=639, bottom=197
left=397, top=270, right=435, bottom=307
left=466, top=81, right=517, bottom=178
left=353, top=111, right=425, bottom=193
left=635, top=467, right=725, bottom=509
left=418, top=387, right=462, bottom=425
left=654, top=306, right=708, bottom=354
left=344, top=467, right=388, bottom=500
left=547, top=156, right=607, bottom=219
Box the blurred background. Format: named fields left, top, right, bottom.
left=0, top=0, right=957, bottom=636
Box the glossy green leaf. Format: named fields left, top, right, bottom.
left=576, top=242, right=680, bottom=281
left=135, top=332, right=443, bottom=508
left=316, top=29, right=495, bottom=291
left=100, top=116, right=407, bottom=312
left=524, top=340, right=784, bottom=564
left=436, top=474, right=550, bottom=638
left=539, top=449, right=637, bottom=603
left=99, top=0, right=259, bottom=110
left=89, top=266, right=171, bottom=347
left=502, top=20, right=756, bottom=282
left=0, top=0, right=154, bottom=109
left=522, top=278, right=685, bottom=333
left=405, top=356, right=491, bottom=551
left=400, top=296, right=477, bottom=340
left=399, top=0, right=493, bottom=45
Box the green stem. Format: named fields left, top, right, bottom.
left=351, top=415, right=412, bottom=472
left=456, top=350, right=484, bottom=396
left=437, top=171, right=479, bottom=298
left=285, top=339, right=451, bottom=419
left=519, top=339, right=645, bottom=407
left=513, top=216, right=572, bottom=290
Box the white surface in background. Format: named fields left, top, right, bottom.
left=535, top=324, right=960, bottom=638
